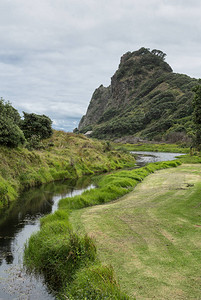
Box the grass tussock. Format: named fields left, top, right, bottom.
left=24, top=159, right=181, bottom=299
left=62, top=264, right=129, bottom=300
left=0, top=130, right=135, bottom=207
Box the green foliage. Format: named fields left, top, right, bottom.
left=24, top=159, right=181, bottom=299
left=113, top=142, right=189, bottom=153
left=98, top=107, right=120, bottom=123
left=178, top=153, right=201, bottom=164
left=192, top=81, right=201, bottom=149
left=21, top=112, right=53, bottom=140
left=0, top=97, right=21, bottom=124
left=0, top=98, right=54, bottom=148
left=59, top=160, right=181, bottom=211
left=79, top=48, right=198, bottom=142
left=24, top=225, right=96, bottom=287
left=0, top=131, right=135, bottom=207
left=25, top=134, right=44, bottom=150
left=0, top=98, right=25, bottom=147
left=64, top=264, right=129, bottom=300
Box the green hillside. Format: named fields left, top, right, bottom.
left=0, top=130, right=135, bottom=208
left=78, top=48, right=198, bottom=142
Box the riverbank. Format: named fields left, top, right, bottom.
left=70, top=164, right=201, bottom=299
left=24, top=159, right=181, bottom=299
left=0, top=131, right=135, bottom=208
left=113, top=142, right=190, bottom=153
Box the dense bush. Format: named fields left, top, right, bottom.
left=21, top=112, right=53, bottom=140
left=0, top=98, right=53, bottom=148
left=0, top=98, right=25, bottom=147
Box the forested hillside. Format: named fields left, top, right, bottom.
left=78, top=48, right=198, bottom=142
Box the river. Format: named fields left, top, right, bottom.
left=0, top=151, right=184, bottom=299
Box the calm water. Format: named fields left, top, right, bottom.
left=0, top=152, right=184, bottom=299
left=132, top=151, right=184, bottom=167
left=0, top=177, right=95, bottom=300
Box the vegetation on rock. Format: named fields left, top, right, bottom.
left=78, top=48, right=198, bottom=143
left=192, top=80, right=201, bottom=149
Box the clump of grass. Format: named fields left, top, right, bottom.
left=40, top=209, right=70, bottom=226
left=0, top=175, right=17, bottom=205
left=63, top=264, right=130, bottom=300
left=24, top=223, right=96, bottom=288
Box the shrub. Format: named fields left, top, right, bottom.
left=0, top=115, right=25, bottom=147
left=21, top=112, right=53, bottom=140
left=0, top=99, right=25, bottom=147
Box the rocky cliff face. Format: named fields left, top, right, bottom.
left=78, top=48, right=198, bottom=142
left=78, top=85, right=111, bottom=130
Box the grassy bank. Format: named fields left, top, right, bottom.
left=113, top=142, right=190, bottom=153
left=0, top=131, right=135, bottom=208
left=24, top=160, right=181, bottom=299
left=70, top=164, right=201, bottom=299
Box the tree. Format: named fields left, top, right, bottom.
left=0, top=98, right=25, bottom=147
left=151, top=49, right=167, bottom=60
left=0, top=98, right=21, bottom=124
left=20, top=112, right=53, bottom=140
left=192, top=80, right=201, bottom=149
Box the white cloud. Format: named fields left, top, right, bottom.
left=0, top=0, right=201, bottom=132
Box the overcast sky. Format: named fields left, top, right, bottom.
left=0, top=0, right=201, bottom=131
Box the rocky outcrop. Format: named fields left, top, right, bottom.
left=78, top=47, right=198, bottom=141
left=78, top=85, right=111, bottom=130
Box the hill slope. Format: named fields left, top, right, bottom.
left=0, top=130, right=135, bottom=207
left=78, top=48, right=198, bottom=142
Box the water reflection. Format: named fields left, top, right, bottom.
left=0, top=175, right=94, bottom=300
left=132, top=151, right=184, bottom=167
left=0, top=152, right=184, bottom=299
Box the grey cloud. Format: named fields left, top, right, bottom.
left=0, top=0, right=201, bottom=132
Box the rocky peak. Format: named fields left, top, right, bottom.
left=78, top=48, right=197, bottom=142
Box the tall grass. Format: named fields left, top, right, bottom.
left=24, top=159, right=181, bottom=299
left=0, top=131, right=135, bottom=207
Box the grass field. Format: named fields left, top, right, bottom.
left=70, top=164, right=201, bottom=299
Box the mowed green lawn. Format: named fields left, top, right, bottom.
left=70, top=164, right=201, bottom=299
